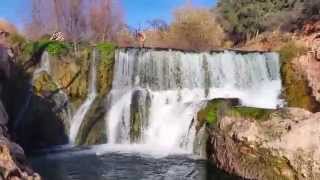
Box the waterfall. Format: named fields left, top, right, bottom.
left=33, top=51, right=51, bottom=77
left=69, top=49, right=98, bottom=143
left=105, top=48, right=282, bottom=153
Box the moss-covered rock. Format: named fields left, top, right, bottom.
left=281, top=58, right=320, bottom=113
left=96, top=43, right=115, bottom=95
left=49, top=52, right=89, bottom=103
left=75, top=96, right=107, bottom=145
left=197, top=98, right=239, bottom=130
left=73, top=44, right=115, bottom=145
left=129, top=90, right=151, bottom=143
left=201, top=98, right=320, bottom=179
left=228, top=107, right=272, bottom=121
left=208, top=129, right=298, bottom=180
left=33, top=72, right=58, bottom=95
left=278, top=41, right=320, bottom=112
left=18, top=42, right=116, bottom=147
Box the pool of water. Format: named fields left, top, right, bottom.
left=30, top=145, right=240, bottom=180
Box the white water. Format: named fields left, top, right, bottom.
left=69, top=49, right=98, bottom=143
left=105, top=48, right=282, bottom=153
left=33, top=51, right=51, bottom=77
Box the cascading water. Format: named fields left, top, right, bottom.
left=33, top=51, right=51, bottom=77
left=105, top=48, right=281, bottom=153
left=69, top=49, right=98, bottom=143
left=16, top=52, right=51, bottom=130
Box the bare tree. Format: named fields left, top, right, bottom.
left=25, top=0, right=123, bottom=44
left=89, top=0, right=123, bottom=42
left=169, top=5, right=226, bottom=50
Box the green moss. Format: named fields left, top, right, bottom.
left=75, top=96, right=107, bottom=145
left=198, top=99, right=273, bottom=132
left=229, top=107, right=272, bottom=121
left=130, top=111, right=142, bottom=142
left=46, top=41, right=70, bottom=57
left=238, top=145, right=297, bottom=180
left=197, top=99, right=235, bottom=129
left=96, top=42, right=116, bottom=95
left=21, top=40, right=70, bottom=60
left=280, top=49, right=320, bottom=112
left=206, top=111, right=217, bottom=124
left=96, top=42, right=116, bottom=57
left=82, top=117, right=106, bottom=145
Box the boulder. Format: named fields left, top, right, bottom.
left=201, top=99, right=320, bottom=179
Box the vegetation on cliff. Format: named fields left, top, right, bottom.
left=279, top=41, right=320, bottom=112
left=197, top=99, right=272, bottom=131
left=96, top=42, right=115, bottom=95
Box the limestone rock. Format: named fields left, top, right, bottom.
left=202, top=99, right=320, bottom=179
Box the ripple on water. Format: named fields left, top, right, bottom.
left=31, top=145, right=240, bottom=180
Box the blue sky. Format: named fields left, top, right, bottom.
left=0, top=0, right=216, bottom=29
left=121, top=0, right=216, bottom=28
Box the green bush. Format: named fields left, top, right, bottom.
left=22, top=40, right=70, bottom=58
left=96, top=42, right=116, bottom=58
left=46, top=41, right=70, bottom=57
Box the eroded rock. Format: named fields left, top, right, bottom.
left=202, top=99, right=320, bottom=180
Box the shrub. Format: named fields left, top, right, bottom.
left=46, top=41, right=70, bottom=57
left=96, top=42, right=115, bottom=58
left=169, top=5, right=226, bottom=50
left=278, top=41, right=307, bottom=63
left=216, top=0, right=303, bottom=41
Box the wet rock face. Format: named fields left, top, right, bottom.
left=0, top=66, right=40, bottom=179
left=129, top=89, right=151, bottom=143
left=281, top=58, right=320, bottom=113
left=75, top=96, right=107, bottom=145
left=0, top=47, right=11, bottom=80
left=202, top=99, right=320, bottom=180
left=295, top=53, right=320, bottom=105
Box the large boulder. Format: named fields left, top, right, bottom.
left=200, top=99, right=320, bottom=179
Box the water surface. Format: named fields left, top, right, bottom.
left=31, top=145, right=240, bottom=180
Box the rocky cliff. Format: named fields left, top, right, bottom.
left=30, top=42, right=115, bottom=145
left=0, top=47, right=40, bottom=179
